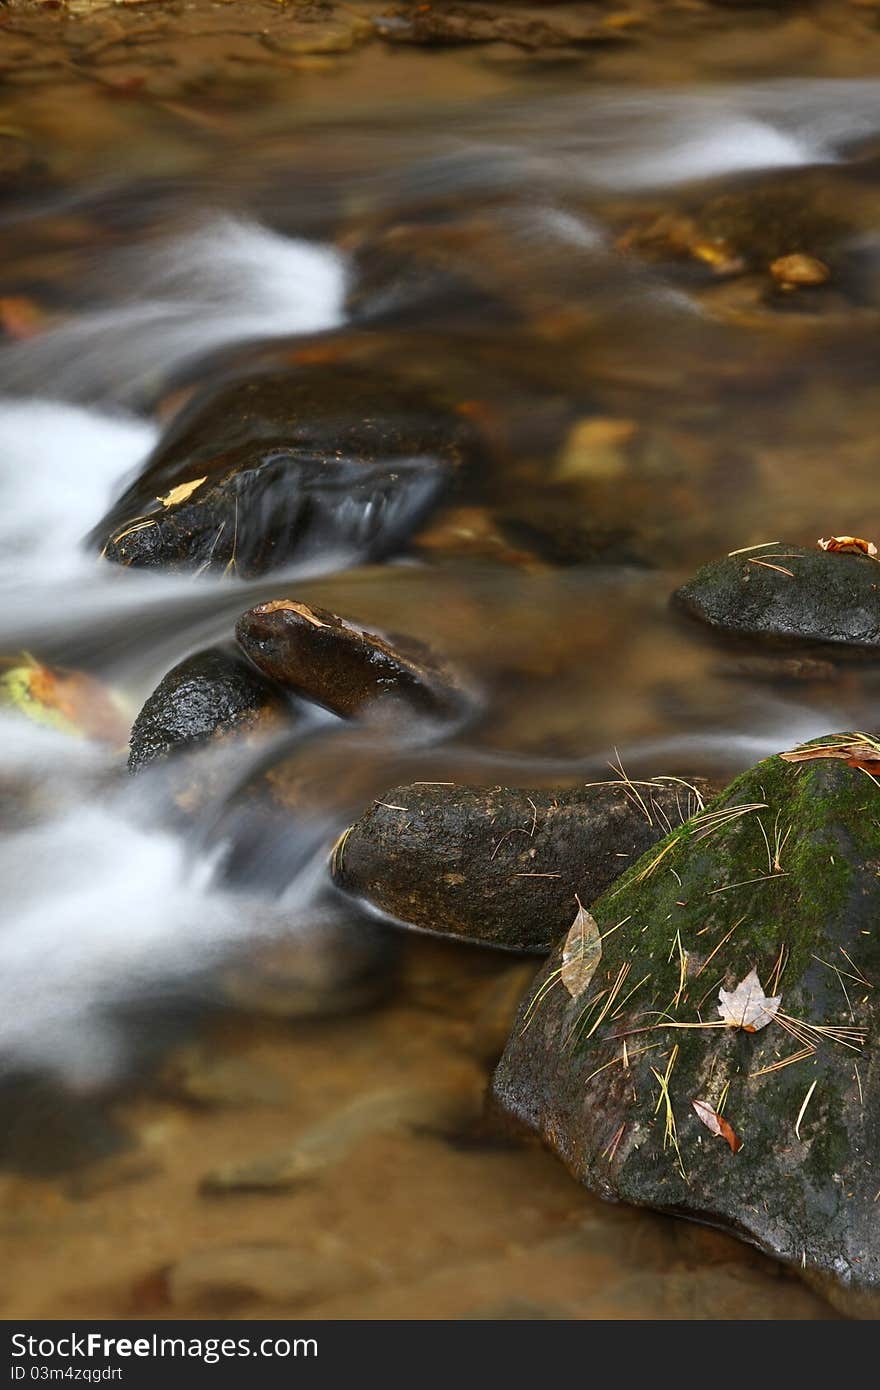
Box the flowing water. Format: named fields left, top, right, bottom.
left=2, top=18, right=880, bottom=1317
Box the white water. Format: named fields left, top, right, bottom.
left=2, top=81, right=880, bottom=1083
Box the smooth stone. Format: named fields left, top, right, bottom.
left=89, top=365, right=474, bottom=576
left=235, top=599, right=469, bottom=724
left=673, top=544, right=880, bottom=655
left=200, top=1076, right=485, bottom=1195
left=492, top=740, right=880, bottom=1312
left=332, top=778, right=713, bottom=951
left=160, top=1044, right=286, bottom=1109
left=128, top=644, right=291, bottom=774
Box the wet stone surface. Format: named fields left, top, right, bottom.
left=674, top=544, right=880, bottom=655
left=332, top=777, right=713, bottom=951
left=128, top=644, right=291, bottom=774
left=235, top=599, right=470, bottom=726
left=89, top=365, right=476, bottom=576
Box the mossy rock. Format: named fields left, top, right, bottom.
left=492, top=739, right=880, bottom=1315
left=88, top=365, right=475, bottom=576
left=673, top=544, right=880, bottom=655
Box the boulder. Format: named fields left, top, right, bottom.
left=332, top=777, right=712, bottom=951
left=88, top=365, right=474, bottom=576
left=492, top=739, right=880, bottom=1315
left=235, top=600, right=469, bottom=724
left=128, top=644, right=291, bottom=774
left=673, top=543, right=880, bottom=655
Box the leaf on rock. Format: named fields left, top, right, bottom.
left=779, top=739, right=880, bottom=767
left=718, top=969, right=780, bottom=1032
left=817, top=535, right=878, bottom=558
left=561, top=898, right=602, bottom=999
left=692, top=1099, right=743, bottom=1153
left=157, top=476, right=207, bottom=508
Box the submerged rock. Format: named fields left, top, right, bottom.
left=128, top=645, right=291, bottom=774
left=216, top=898, right=398, bottom=1021
left=332, top=778, right=711, bottom=951
left=165, top=1242, right=371, bottom=1310
left=235, top=600, right=469, bottom=724
left=201, top=1074, right=485, bottom=1194
left=89, top=365, right=474, bottom=576
left=492, top=741, right=880, bottom=1315
left=673, top=544, right=880, bottom=655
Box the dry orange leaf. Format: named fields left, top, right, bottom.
left=780, top=740, right=880, bottom=768
left=692, top=1099, right=743, bottom=1153
left=27, top=661, right=129, bottom=744
left=817, top=536, right=878, bottom=558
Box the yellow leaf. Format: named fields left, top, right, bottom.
left=157, top=476, right=208, bottom=508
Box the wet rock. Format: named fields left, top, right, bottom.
left=235, top=600, right=469, bottom=725
left=160, top=1044, right=286, bottom=1109
left=332, top=778, right=712, bottom=951
left=492, top=742, right=880, bottom=1312
left=88, top=365, right=474, bottom=576
left=128, top=644, right=291, bottom=774
left=373, top=4, right=633, bottom=52
left=165, top=1241, right=371, bottom=1310
left=216, top=902, right=398, bottom=1021
left=201, top=1075, right=484, bottom=1195
left=673, top=544, right=880, bottom=655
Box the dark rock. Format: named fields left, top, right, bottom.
left=492, top=742, right=880, bottom=1315
left=88, top=365, right=474, bottom=576
left=673, top=544, right=880, bottom=655
left=332, top=778, right=712, bottom=951
left=235, top=600, right=469, bottom=724
left=128, top=645, right=291, bottom=775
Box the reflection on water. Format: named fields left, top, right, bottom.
left=1, top=49, right=878, bottom=1318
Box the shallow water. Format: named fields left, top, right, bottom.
left=1, top=11, right=879, bottom=1317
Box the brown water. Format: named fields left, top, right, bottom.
left=1, top=0, right=880, bottom=1319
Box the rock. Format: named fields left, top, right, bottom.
left=492, top=740, right=880, bottom=1312
left=201, top=1076, right=485, bottom=1194
left=712, top=654, right=839, bottom=684
left=216, top=902, right=398, bottom=1021
left=88, top=365, right=474, bottom=576
left=235, top=600, right=469, bottom=725
left=160, top=1044, right=286, bottom=1109
left=673, top=544, right=880, bottom=655
left=332, top=778, right=713, bottom=951
left=165, top=1241, right=371, bottom=1310
left=770, top=253, right=830, bottom=288
left=128, top=645, right=291, bottom=774
left=373, top=4, right=633, bottom=51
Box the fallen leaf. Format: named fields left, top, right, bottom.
left=817, top=535, right=878, bottom=558
left=1, top=657, right=129, bottom=744
left=780, top=739, right=880, bottom=766
left=561, top=898, right=602, bottom=999
left=157, top=476, right=207, bottom=508
left=692, top=1099, right=743, bottom=1153
left=0, top=296, right=50, bottom=340
left=718, top=969, right=780, bottom=1032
